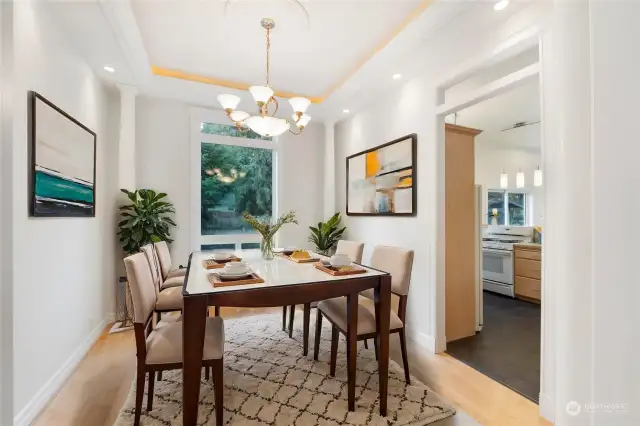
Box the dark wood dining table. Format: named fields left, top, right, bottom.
left=181, top=250, right=392, bottom=425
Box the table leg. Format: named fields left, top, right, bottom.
left=182, top=295, right=208, bottom=426
left=303, top=302, right=311, bottom=356
left=375, top=275, right=391, bottom=417
left=346, top=293, right=358, bottom=412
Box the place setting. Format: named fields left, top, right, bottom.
left=207, top=261, right=265, bottom=287
left=202, top=251, right=243, bottom=269
left=274, top=247, right=321, bottom=263
left=315, top=252, right=367, bottom=276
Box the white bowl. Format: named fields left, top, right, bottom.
left=212, top=252, right=233, bottom=261
left=330, top=254, right=351, bottom=268
left=224, top=261, right=248, bottom=273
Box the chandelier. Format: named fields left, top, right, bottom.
left=217, top=18, right=311, bottom=137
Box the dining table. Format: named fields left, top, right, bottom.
left=181, top=249, right=392, bottom=425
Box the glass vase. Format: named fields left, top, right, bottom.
left=261, top=235, right=275, bottom=260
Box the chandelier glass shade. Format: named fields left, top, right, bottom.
left=217, top=19, right=311, bottom=138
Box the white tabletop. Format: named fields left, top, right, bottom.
left=184, top=250, right=387, bottom=295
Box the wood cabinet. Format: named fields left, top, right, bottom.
left=514, top=244, right=542, bottom=303
left=445, top=124, right=482, bottom=342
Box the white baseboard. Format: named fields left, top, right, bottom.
left=406, top=326, right=436, bottom=353
left=539, top=392, right=555, bottom=423
left=14, top=317, right=110, bottom=426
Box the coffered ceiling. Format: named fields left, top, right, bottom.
left=131, top=0, right=427, bottom=101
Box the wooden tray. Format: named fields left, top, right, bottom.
left=202, top=257, right=243, bottom=270
left=207, top=272, right=265, bottom=287
left=314, top=263, right=367, bottom=276
left=279, top=253, right=320, bottom=263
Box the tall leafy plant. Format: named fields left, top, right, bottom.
left=117, top=189, right=177, bottom=255
left=308, top=213, right=347, bottom=255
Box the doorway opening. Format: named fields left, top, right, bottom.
left=440, top=46, right=543, bottom=403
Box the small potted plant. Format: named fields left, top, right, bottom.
left=242, top=211, right=298, bottom=260
left=308, top=213, right=347, bottom=256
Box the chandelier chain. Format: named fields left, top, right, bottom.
left=265, top=26, right=271, bottom=86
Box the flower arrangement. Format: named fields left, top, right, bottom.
left=242, top=211, right=298, bottom=259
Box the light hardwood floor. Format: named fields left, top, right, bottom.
left=32, top=307, right=552, bottom=426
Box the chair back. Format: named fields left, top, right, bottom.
left=154, top=241, right=173, bottom=279
left=335, top=240, right=364, bottom=264
left=370, top=245, right=414, bottom=296
left=140, top=244, right=161, bottom=294
left=124, top=252, right=158, bottom=324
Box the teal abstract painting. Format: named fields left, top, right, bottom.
left=30, top=92, right=96, bottom=217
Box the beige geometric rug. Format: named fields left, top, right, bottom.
left=114, top=312, right=456, bottom=425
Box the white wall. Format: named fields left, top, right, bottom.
left=136, top=96, right=325, bottom=264
left=11, top=0, right=119, bottom=422
left=474, top=140, right=543, bottom=226
left=333, top=2, right=549, bottom=352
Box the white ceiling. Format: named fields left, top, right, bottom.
left=131, top=0, right=423, bottom=98
left=447, top=78, right=541, bottom=151
left=44, top=0, right=536, bottom=121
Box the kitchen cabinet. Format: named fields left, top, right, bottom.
left=445, top=123, right=482, bottom=342
left=513, top=244, right=542, bottom=303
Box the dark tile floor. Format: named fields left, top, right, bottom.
left=446, top=291, right=541, bottom=402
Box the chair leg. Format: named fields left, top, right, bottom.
left=303, top=303, right=311, bottom=356
left=147, top=370, right=155, bottom=412
left=288, top=305, right=295, bottom=338
left=134, top=367, right=145, bottom=426
left=330, top=325, right=339, bottom=376
left=213, top=359, right=224, bottom=425
left=399, top=329, right=411, bottom=384
left=374, top=337, right=379, bottom=361
left=282, top=306, right=287, bottom=331
left=157, top=371, right=162, bottom=381
left=364, top=339, right=369, bottom=349
left=214, top=306, right=220, bottom=317
left=314, top=309, right=323, bottom=361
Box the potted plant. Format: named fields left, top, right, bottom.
left=117, top=189, right=177, bottom=255
left=308, top=213, right=347, bottom=255
left=242, top=211, right=298, bottom=260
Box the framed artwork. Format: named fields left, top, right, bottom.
left=29, top=91, right=97, bottom=217
left=346, top=133, right=417, bottom=216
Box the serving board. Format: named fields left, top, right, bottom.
left=202, top=257, right=243, bottom=270
left=279, top=253, right=320, bottom=263
left=314, top=263, right=367, bottom=276
left=208, top=272, right=265, bottom=287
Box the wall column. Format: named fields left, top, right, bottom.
left=117, top=84, right=138, bottom=191
left=323, top=121, right=335, bottom=218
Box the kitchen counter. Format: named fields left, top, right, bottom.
left=513, top=243, right=542, bottom=250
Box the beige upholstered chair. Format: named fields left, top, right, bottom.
left=154, top=240, right=187, bottom=280
left=335, top=240, right=364, bottom=264
left=124, top=252, right=225, bottom=426
left=282, top=240, right=365, bottom=341
left=140, top=244, right=183, bottom=320
left=314, top=245, right=415, bottom=383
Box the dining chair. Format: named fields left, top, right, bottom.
left=284, top=240, right=365, bottom=346
left=124, top=252, right=225, bottom=426
left=140, top=244, right=183, bottom=320
left=154, top=240, right=187, bottom=280
left=314, top=245, right=414, bottom=383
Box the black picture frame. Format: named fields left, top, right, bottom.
left=346, top=133, right=417, bottom=216
left=29, top=91, right=97, bottom=217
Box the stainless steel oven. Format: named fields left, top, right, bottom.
left=482, top=248, right=514, bottom=297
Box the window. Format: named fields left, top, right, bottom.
left=193, top=116, right=277, bottom=251
left=488, top=190, right=527, bottom=226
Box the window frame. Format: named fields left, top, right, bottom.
left=487, top=188, right=528, bottom=226
left=189, top=107, right=280, bottom=252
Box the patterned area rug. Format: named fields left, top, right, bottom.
left=114, top=312, right=456, bottom=425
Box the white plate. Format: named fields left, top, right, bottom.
left=211, top=252, right=234, bottom=261
left=217, top=270, right=252, bottom=279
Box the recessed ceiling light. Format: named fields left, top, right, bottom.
left=103, top=65, right=115, bottom=73
left=343, top=109, right=350, bottom=113
left=494, top=0, right=509, bottom=11
left=392, top=74, right=402, bottom=80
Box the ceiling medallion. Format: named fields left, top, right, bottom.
left=217, top=18, right=311, bottom=138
